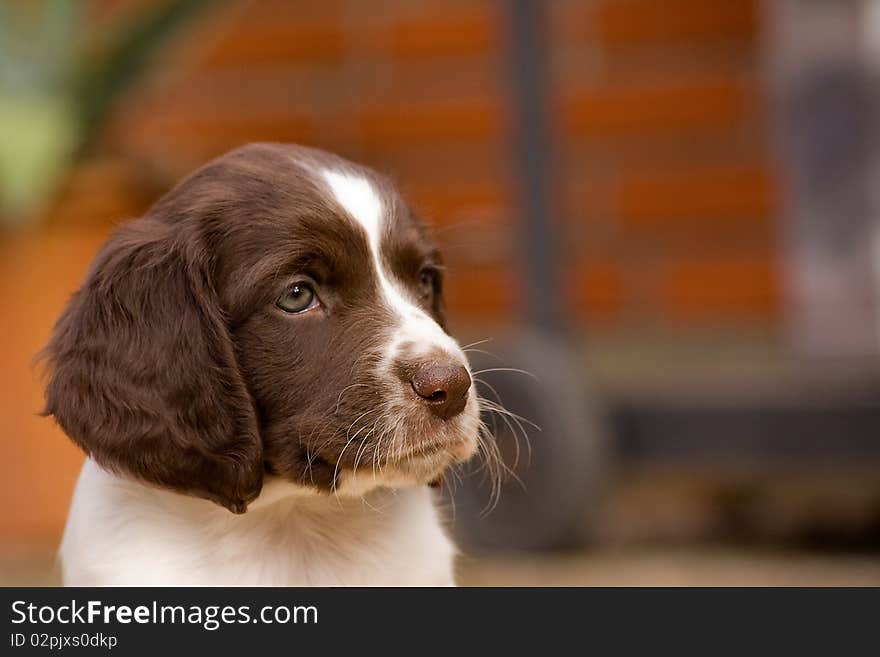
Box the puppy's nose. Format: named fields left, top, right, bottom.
left=410, top=363, right=471, bottom=420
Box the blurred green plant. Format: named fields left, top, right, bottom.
left=0, top=0, right=216, bottom=226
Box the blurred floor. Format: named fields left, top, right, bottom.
left=2, top=546, right=879, bottom=587
left=458, top=547, right=880, bottom=586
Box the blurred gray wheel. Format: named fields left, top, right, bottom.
left=446, top=332, right=606, bottom=551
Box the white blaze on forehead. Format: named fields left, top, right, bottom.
left=322, top=170, right=383, bottom=248
left=320, top=169, right=463, bottom=361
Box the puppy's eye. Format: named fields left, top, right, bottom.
left=276, top=283, right=318, bottom=314
left=418, top=267, right=437, bottom=298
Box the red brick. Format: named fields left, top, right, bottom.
left=359, top=98, right=503, bottom=146
left=203, top=21, right=344, bottom=67
left=125, top=113, right=313, bottom=155
left=597, top=0, right=758, bottom=47
left=559, top=76, right=758, bottom=138
left=660, top=254, right=779, bottom=321
left=567, top=262, right=624, bottom=322
left=389, top=8, right=499, bottom=57
left=445, top=265, right=516, bottom=320
left=404, top=179, right=509, bottom=226
left=616, top=163, right=776, bottom=228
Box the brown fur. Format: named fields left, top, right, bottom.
left=42, top=143, right=450, bottom=513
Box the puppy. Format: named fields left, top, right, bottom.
left=43, top=143, right=482, bottom=585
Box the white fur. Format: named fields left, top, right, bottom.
left=60, top=459, right=456, bottom=586
left=320, top=169, right=464, bottom=363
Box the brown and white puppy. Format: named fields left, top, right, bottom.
left=44, top=143, right=481, bottom=585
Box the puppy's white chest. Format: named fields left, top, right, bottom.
left=200, top=491, right=455, bottom=587
left=60, top=461, right=456, bottom=586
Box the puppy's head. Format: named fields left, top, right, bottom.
left=43, top=143, right=480, bottom=513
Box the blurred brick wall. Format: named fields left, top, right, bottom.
left=77, top=0, right=779, bottom=328
left=2, top=0, right=780, bottom=548
left=553, top=0, right=776, bottom=326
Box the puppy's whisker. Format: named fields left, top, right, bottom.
left=480, top=401, right=541, bottom=432
left=474, top=431, right=504, bottom=515
left=476, top=395, right=536, bottom=468
left=330, top=411, right=381, bottom=497
left=471, top=367, right=539, bottom=382
left=474, top=378, right=535, bottom=471
left=352, top=419, right=380, bottom=479
left=479, top=397, right=524, bottom=470
left=472, top=420, right=498, bottom=492
left=473, top=377, right=537, bottom=464
left=462, top=347, right=503, bottom=361
left=459, top=337, right=493, bottom=351
left=308, top=420, right=348, bottom=467
left=334, top=383, right=371, bottom=414
left=459, top=382, right=535, bottom=514
left=344, top=408, right=379, bottom=439
left=483, top=406, right=531, bottom=487
left=371, top=429, right=386, bottom=479
left=305, top=421, right=340, bottom=470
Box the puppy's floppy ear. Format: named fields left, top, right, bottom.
left=42, top=217, right=262, bottom=513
